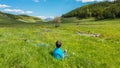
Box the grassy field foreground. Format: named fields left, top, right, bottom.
left=0, top=19, right=120, bottom=68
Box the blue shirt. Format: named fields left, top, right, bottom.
left=53, top=48, right=64, bottom=60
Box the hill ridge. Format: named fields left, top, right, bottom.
left=0, top=11, right=42, bottom=23
left=62, top=0, right=120, bottom=20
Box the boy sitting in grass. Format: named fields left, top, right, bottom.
left=53, top=41, right=66, bottom=60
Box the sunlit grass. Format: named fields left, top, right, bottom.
left=0, top=18, right=120, bottom=68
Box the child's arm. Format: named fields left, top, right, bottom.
left=56, top=54, right=63, bottom=58
left=58, top=50, right=64, bottom=58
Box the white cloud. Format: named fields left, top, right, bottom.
left=37, top=16, right=55, bottom=19
left=0, top=4, right=33, bottom=14
left=4, top=9, right=24, bottom=13
left=75, top=0, right=115, bottom=2
left=76, top=0, right=93, bottom=2
left=26, top=11, right=33, bottom=14
left=0, top=4, right=10, bottom=8
left=3, top=9, right=33, bottom=14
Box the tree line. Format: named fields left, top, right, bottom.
left=62, top=0, right=120, bottom=20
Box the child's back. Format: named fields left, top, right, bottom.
left=53, top=47, right=63, bottom=60
left=53, top=41, right=64, bottom=60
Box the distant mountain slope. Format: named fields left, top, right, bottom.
left=0, top=11, right=42, bottom=23
left=62, top=0, right=120, bottom=20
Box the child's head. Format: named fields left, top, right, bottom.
left=56, top=41, right=62, bottom=48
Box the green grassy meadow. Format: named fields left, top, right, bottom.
left=0, top=18, right=120, bottom=68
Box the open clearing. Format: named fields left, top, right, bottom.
left=0, top=19, right=120, bottom=68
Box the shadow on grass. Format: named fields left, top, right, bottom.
left=49, top=51, right=53, bottom=57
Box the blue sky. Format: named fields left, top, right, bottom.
left=0, top=0, right=114, bottom=19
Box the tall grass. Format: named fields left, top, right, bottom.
left=0, top=19, right=120, bottom=68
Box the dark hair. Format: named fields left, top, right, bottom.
left=56, top=41, right=62, bottom=48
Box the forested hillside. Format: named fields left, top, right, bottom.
left=62, top=0, right=120, bottom=20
